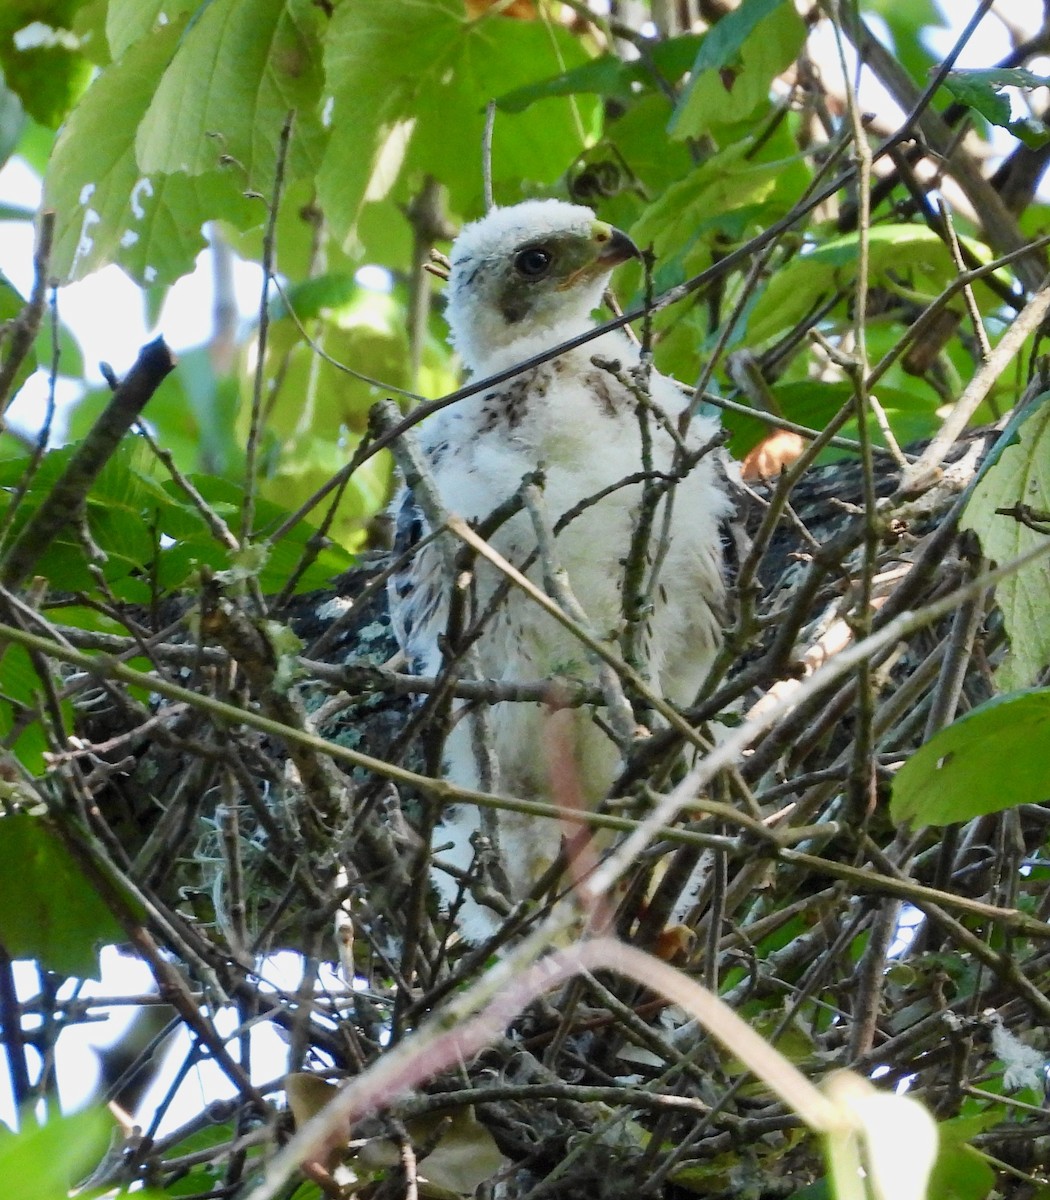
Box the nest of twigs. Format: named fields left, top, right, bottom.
left=59, top=363, right=1050, bottom=1196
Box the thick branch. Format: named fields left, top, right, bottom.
left=0, top=337, right=176, bottom=589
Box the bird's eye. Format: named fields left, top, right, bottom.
left=514, top=246, right=553, bottom=278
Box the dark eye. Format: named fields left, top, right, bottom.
left=514, top=246, right=552, bottom=278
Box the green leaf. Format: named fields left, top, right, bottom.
left=69, top=0, right=109, bottom=67
left=925, top=1117, right=998, bottom=1200
left=318, top=0, right=595, bottom=251
left=0, top=813, right=124, bottom=976
left=105, top=0, right=197, bottom=60
left=496, top=53, right=627, bottom=112
left=0, top=1107, right=113, bottom=1199
left=44, top=15, right=257, bottom=284
left=721, top=381, right=940, bottom=461
left=890, top=690, right=1050, bottom=826
left=273, top=271, right=360, bottom=320
left=943, top=68, right=1050, bottom=120
left=0, top=438, right=217, bottom=596
left=259, top=283, right=412, bottom=441
left=745, top=224, right=996, bottom=345
left=632, top=139, right=809, bottom=272
left=942, top=69, right=1050, bottom=147
left=151, top=1120, right=248, bottom=1196
left=961, top=398, right=1050, bottom=689
left=13, top=111, right=53, bottom=174
left=0, top=642, right=64, bottom=773
left=0, top=1, right=94, bottom=127
left=689, top=0, right=784, bottom=74
left=670, top=0, right=805, bottom=139
left=1008, top=115, right=1050, bottom=150
left=942, top=70, right=1013, bottom=126
left=496, top=35, right=702, bottom=113
left=160, top=473, right=356, bottom=591
left=136, top=0, right=326, bottom=190
left=598, top=93, right=694, bottom=198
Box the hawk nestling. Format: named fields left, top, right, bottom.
left=389, top=200, right=732, bottom=938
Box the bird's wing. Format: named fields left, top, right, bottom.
left=388, top=489, right=447, bottom=680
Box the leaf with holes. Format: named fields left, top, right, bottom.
left=45, top=16, right=256, bottom=284
left=890, top=690, right=1050, bottom=826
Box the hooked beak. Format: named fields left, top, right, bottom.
left=557, top=221, right=641, bottom=292
left=593, top=221, right=640, bottom=267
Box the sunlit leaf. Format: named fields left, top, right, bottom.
left=318, top=0, right=596, bottom=252
left=670, top=1, right=805, bottom=139
left=105, top=0, right=197, bottom=59
left=45, top=15, right=257, bottom=284
left=746, top=224, right=997, bottom=345
left=136, top=0, right=326, bottom=189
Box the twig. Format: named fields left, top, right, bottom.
left=829, top=0, right=879, bottom=825
left=134, top=419, right=241, bottom=552
left=901, top=273, right=1050, bottom=492
left=0, top=337, right=176, bottom=589
left=0, top=943, right=32, bottom=1110
left=584, top=530, right=1050, bottom=904
left=0, top=290, right=62, bottom=550
left=521, top=480, right=638, bottom=746
left=242, top=110, right=294, bottom=544
left=0, top=211, right=54, bottom=412
left=482, top=100, right=496, bottom=212
left=242, top=938, right=845, bottom=1200
left=446, top=516, right=711, bottom=755
left=938, top=198, right=993, bottom=362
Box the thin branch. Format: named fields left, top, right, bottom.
left=242, top=110, right=294, bottom=544
left=902, top=273, right=1050, bottom=491
left=0, top=337, right=176, bottom=589
left=0, top=211, right=54, bottom=412
left=482, top=99, right=496, bottom=212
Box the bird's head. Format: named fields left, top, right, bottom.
left=444, top=199, right=639, bottom=373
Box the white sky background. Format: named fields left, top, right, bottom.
left=0, top=0, right=1046, bottom=1138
